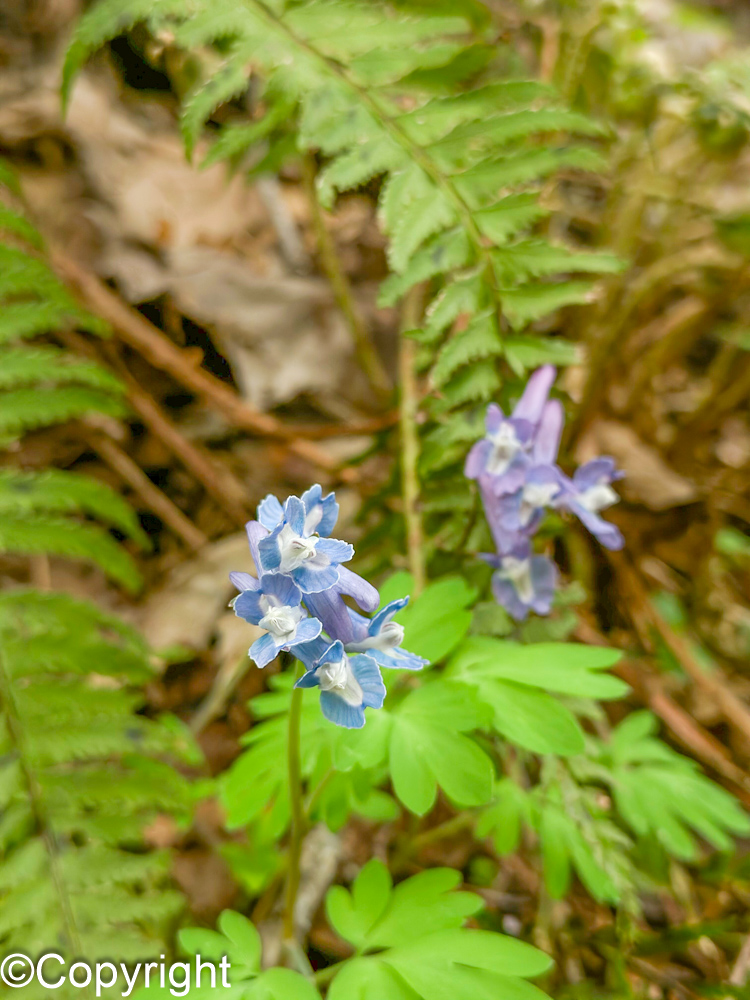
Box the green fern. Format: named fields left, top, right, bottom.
left=62, top=0, right=626, bottom=566
left=0, top=590, right=197, bottom=968
left=0, top=162, right=146, bottom=590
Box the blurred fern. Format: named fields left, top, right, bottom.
left=0, top=162, right=144, bottom=592
left=0, top=164, right=198, bottom=974
left=0, top=590, right=197, bottom=966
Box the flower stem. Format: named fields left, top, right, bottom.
left=399, top=286, right=426, bottom=595
left=301, top=154, right=392, bottom=402
left=283, top=676, right=305, bottom=945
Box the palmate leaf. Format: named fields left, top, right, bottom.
left=597, top=713, right=750, bottom=860
left=388, top=682, right=493, bottom=815
left=443, top=636, right=626, bottom=755
left=327, top=861, right=552, bottom=1000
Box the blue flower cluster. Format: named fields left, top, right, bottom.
left=230, top=485, right=427, bottom=729
left=465, top=366, right=624, bottom=621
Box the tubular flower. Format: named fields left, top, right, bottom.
left=230, top=486, right=424, bottom=727
left=257, top=493, right=354, bottom=593
left=466, top=368, right=624, bottom=621
left=230, top=572, right=322, bottom=668
left=294, top=640, right=386, bottom=730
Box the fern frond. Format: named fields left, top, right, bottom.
left=0, top=386, right=128, bottom=441
left=0, top=590, right=197, bottom=961
left=0, top=346, right=124, bottom=392
left=0, top=514, right=142, bottom=593
left=0, top=469, right=149, bottom=547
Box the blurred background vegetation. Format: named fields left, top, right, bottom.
left=1, top=0, right=750, bottom=997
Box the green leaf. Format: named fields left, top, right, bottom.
left=326, top=859, right=392, bottom=950
left=389, top=682, right=493, bottom=814
left=431, top=311, right=502, bottom=388
left=448, top=637, right=627, bottom=699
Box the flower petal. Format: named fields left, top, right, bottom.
left=315, top=537, right=354, bottom=565
left=351, top=654, right=386, bottom=709
left=290, top=617, right=323, bottom=645
left=258, top=529, right=282, bottom=573
left=249, top=632, right=279, bottom=668
left=262, top=573, right=302, bottom=607
left=305, top=590, right=356, bottom=644
left=229, top=571, right=258, bottom=593
left=292, top=562, right=340, bottom=594
left=245, top=520, right=269, bottom=569
left=533, top=400, right=564, bottom=464
left=283, top=495, right=306, bottom=536
left=366, top=647, right=428, bottom=671
left=368, top=597, right=409, bottom=636
left=319, top=691, right=366, bottom=729
left=335, top=566, right=380, bottom=612
left=233, top=589, right=265, bottom=624
left=257, top=494, right=284, bottom=531
left=512, top=365, right=556, bottom=424
left=294, top=636, right=331, bottom=669
left=301, top=484, right=339, bottom=537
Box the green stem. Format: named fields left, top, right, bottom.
left=399, top=287, right=426, bottom=595
left=301, top=155, right=392, bottom=401
left=283, top=676, right=305, bottom=945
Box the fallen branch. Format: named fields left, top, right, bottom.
left=53, top=253, right=359, bottom=484
left=87, top=430, right=208, bottom=552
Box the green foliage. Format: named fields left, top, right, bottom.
left=593, top=712, right=750, bottom=860
left=325, top=860, right=552, bottom=1000
left=0, top=590, right=198, bottom=968
left=63, top=0, right=624, bottom=563
left=0, top=164, right=144, bottom=591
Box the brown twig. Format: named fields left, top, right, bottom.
left=52, top=253, right=359, bottom=484
left=87, top=430, right=208, bottom=552
left=62, top=330, right=252, bottom=529
left=609, top=551, right=750, bottom=751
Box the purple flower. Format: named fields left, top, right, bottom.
left=465, top=368, right=626, bottom=622
left=257, top=493, right=354, bottom=593
left=482, top=543, right=558, bottom=621
left=554, top=457, right=624, bottom=551
left=294, top=640, right=386, bottom=729
left=465, top=365, right=558, bottom=494
left=230, top=572, right=322, bottom=668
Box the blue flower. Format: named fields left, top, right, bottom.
left=482, top=544, right=558, bottom=621
left=304, top=591, right=428, bottom=671
left=465, top=365, right=558, bottom=495
left=554, top=457, right=624, bottom=551
left=347, top=599, right=427, bottom=670
left=256, top=493, right=354, bottom=593
left=258, top=484, right=340, bottom=537
left=294, top=640, right=386, bottom=729
left=230, top=572, right=322, bottom=668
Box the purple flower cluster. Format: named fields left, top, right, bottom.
left=465, top=366, right=624, bottom=621
left=230, top=486, right=427, bottom=729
